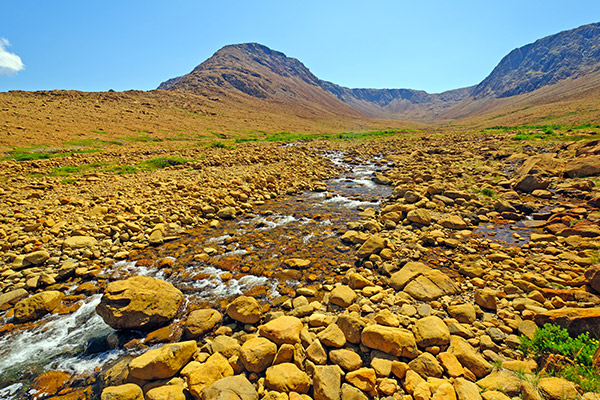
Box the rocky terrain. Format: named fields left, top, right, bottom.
left=0, top=131, right=599, bottom=400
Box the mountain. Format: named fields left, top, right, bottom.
left=158, top=43, right=364, bottom=120
left=472, top=22, right=600, bottom=99
left=159, top=22, right=600, bottom=124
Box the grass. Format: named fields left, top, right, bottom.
left=482, top=122, right=600, bottom=141
left=519, top=323, right=600, bottom=392
left=232, top=129, right=410, bottom=144
left=50, top=162, right=108, bottom=176
left=481, top=188, right=494, bottom=197
left=138, top=157, right=189, bottom=170
left=3, top=147, right=103, bottom=162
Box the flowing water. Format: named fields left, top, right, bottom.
left=0, top=152, right=393, bottom=396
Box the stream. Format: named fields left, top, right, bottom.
left=0, top=151, right=394, bottom=397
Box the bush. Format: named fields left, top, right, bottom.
left=519, top=324, right=598, bottom=365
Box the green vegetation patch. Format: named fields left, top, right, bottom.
left=519, top=323, right=600, bottom=392
left=3, top=147, right=103, bottom=162
left=50, top=162, right=109, bottom=176
left=139, top=157, right=189, bottom=170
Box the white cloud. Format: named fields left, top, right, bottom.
left=0, top=38, right=25, bottom=75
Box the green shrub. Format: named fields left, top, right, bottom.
left=139, top=157, right=188, bottom=170
left=481, top=188, right=494, bottom=197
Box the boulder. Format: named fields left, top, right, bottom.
left=146, top=385, right=185, bottom=400
left=538, top=377, right=579, bottom=399
left=317, top=323, right=347, bottom=348
left=0, top=288, right=28, bottom=311
left=226, top=296, right=262, bottom=324
left=407, top=209, right=431, bottom=226
left=361, top=324, right=418, bottom=358
left=448, top=336, right=492, bottom=378
left=13, top=290, right=63, bottom=322
left=62, top=236, right=97, bottom=249
left=329, top=285, right=357, bottom=308
left=586, top=267, right=600, bottom=293
left=454, top=378, right=482, bottom=400
left=284, top=258, right=311, bottom=269
left=201, top=375, right=258, bottom=400
left=259, top=316, right=303, bottom=345
left=101, top=384, right=143, bottom=400
left=447, top=304, right=477, bottom=324
left=474, top=288, right=497, bottom=310
left=440, top=215, right=468, bottom=230
left=513, top=174, right=549, bottom=193
left=183, top=353, right=234, bottom=398
left=336, top=314, right=365, bottom=344
left=408, top=352, right=443, bottom=378
left=477, top=370, right=521, bottom=396
left=329, top=349, right=363, bottom=371
left=265, top=363, right=310, bottom=394
left=345, top=368, right=377, bottom=392
left=565, top=155, right=600, bottom=178
left=390, top=262, right=431, bottom=290
left=240, top=337, right=277, bottom=373
left=414, top=315, right=451, bottom=347
left=356, top=236, right=387, bottom=258
left=313, top=365, right=342, bottom=400
left=128, top=341, right=197, bottom=380
left=534, top=307, right=600, bottom=338
left=96, top=276, right=183, bottom=331
left=184, top=309, right=222, bottom=339
left=217, top=207, right=236, bottom=219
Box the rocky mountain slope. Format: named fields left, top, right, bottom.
left=159, top=22, right=600, bottom=123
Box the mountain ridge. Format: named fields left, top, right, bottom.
left=158, top=22, right=600, bottom=122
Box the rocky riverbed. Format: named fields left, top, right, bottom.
left=1, top=132, right=600, bottom=400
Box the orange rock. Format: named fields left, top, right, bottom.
left=30, top=370, right=72, bottom=400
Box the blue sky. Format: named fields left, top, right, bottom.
left=1, top=1, right=599, bottom=93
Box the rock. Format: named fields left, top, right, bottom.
left=0, top=288, right=28, bottom=311
left=128, top=341, right=197, bottom=380
left=184, top=309, right=222, bottom=339
left=513, top=174, right=549, bottom=193
left=477, top=370, right=521, bottom=396
left=317, top=323, right=347, bottom=348
left=23, top=250, right=50, bottom=266
left=30, top=370, right=72, bottom=400
left=62, top=236, right=97, bottom=249
left=454, top=377, right=481, bottom=400
left=13, top=290, right=64, bottom=322
left=437, top=352, right=464, bottom=378
left=183, top=353, right=234, bottom=398
left=345, top=368, right=377, bottom=392
left=538, top=377, right=579, bottom=399
left=408, top=352, right=444, bottom=378
left=585, top=267, right=600, bottom=293
left=516, top=154, right=565, bottom=176
left=148, top=229, right=164, bottom=246
left=356, top=236, right=387, bottom=258
left=448, top=336, right=492, bottom=378
left=201, top=375, right=258, bottom=400
left=265, top=363, right=310, bottom=394
left=210, top=335, right=241, bottom=358
left=217, top=206, right=236, bottom=219
left=329, top=349, right=362, bottom=371
left=447, top=304, right=476, bottom=324
left=146, top=385, right=186, bottom=400
left=432, top=382, right=457, bottom=400
left=407, top=209, right=432, bottom=226
left=341, top=383, right=369, bottom=400
left=520, top=381, right=543, bottom=400
left=518, top=320, right=538, bottom=340
left=329, top=285, right=357, bottom=308
left=535, top=307, right=600, bottom=338
left=361, top=324, right=418, bottom=358
left=96, top=276, right=183, bottom=331
left=481, top=391, right=512, bottom=400
left=240, top=337, right=277, bottom=373
left=259, top=316, right=303, bottom=345
left=474, top=289, right=497, bottom=310
left=347, top=272, right=373, bottom=289
left=440, top=215, right=468, bottom=230
left=313, top=365, right=342, bottom=400
left=101, top=384, right=144, bottom=400
left=404, top=270, right=460, bottom=301
left=414, top=315, right=451, bottom=347
left=284, top=258, right=311, bottom=269
left=336, top=314, right=365, bottom=344
left=565, top=155, right=600, bottom=178
left=226, top=296, right=262, bottom=324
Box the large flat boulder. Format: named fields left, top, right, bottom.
left=14, top=290, right=63, bottom=322
left=96, top=276, right=183, bottom=331
left=361, top=324, right=418, bottom=358
left=534, top=307, right=600, bottom=338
